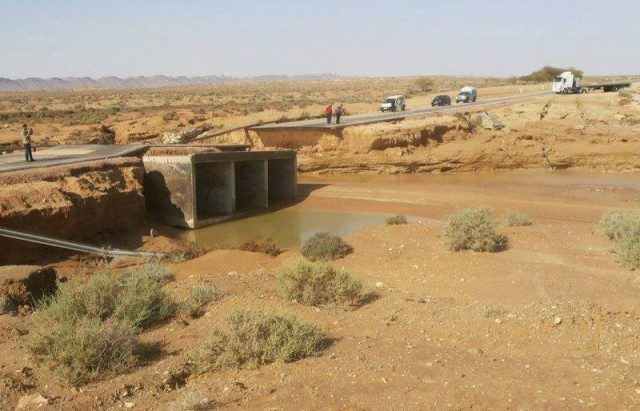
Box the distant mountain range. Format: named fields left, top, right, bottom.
left=0, top=74, right=339, bottom=92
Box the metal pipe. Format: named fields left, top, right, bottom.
left=0, top=227, right=165, bottom=259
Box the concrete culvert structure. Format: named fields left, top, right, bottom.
left=143, top=148, right=297, bottom=229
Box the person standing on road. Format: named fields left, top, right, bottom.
left=22, top=124, right=34, bottom=162
left=335, top=104, right=344, bottom=124
left=324, top=104, right=333, bottom=125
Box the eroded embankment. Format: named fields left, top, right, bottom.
left=292, top=118, right=640, bottom=174
left=0, top=158, right=145, bottom=264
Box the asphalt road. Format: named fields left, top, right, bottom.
left=251, top=91, right=553, bottom=131
left=0, top=144, right=146, bottom=173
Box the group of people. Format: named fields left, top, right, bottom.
left=21, top=124, right=35, bottom=162
left=324, top=103, right=346, bottom=125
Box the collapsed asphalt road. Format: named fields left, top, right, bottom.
left=251, top=91, right=553, bottom=131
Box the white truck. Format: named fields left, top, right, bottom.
left=456, top=86, right=477, bottom=103
left=552, top=71, right=631, bottom=94
left=380, top=95, right=406, bottom=112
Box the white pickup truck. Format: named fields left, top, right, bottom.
left=380, top=95, right=406, bottom=112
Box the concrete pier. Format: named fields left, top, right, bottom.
left=143, top=148, right=296, bottom=228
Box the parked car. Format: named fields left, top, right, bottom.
left=456, top=86, right=477, bottom=103
left=431, top=95, right=451, bottom=107
left=380, top=95, right=406, bottom=112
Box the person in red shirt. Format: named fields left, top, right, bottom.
left=324, top=104, right=333, bottom=125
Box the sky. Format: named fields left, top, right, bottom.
left=1, top=0, right=638, bottom=79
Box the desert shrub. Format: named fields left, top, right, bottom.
left=27, top=263, right=175, bottom=385
left=444, top=208, right=508, bottom=252
left=239, top=239, right=282, bottom=256
left=504, top=212, right=533, bottom=227
left=278, top=261, right=363, bottom=306
left=301, top=233, right=353, bottom=261
left=38, top=272, right=120, bottom=324
left=386, top=215, right=408, bottom=225
left=598, top=211, right=640, bottom=241
left=519, top=66, right=584, bottom=83
left=29, top=315, right=138, bottom=386
left=615, top=236, right=640, bottom=270
left=114, top=268, right=176, bottom=329
left=189, top=311, right=327, bottom=373
left=182, top=284, right=221, bottom=318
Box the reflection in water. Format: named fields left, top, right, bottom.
left=180, top=209, right=391, bottom=250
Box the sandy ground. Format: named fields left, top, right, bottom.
left=2, top=169, right=640, bottom=410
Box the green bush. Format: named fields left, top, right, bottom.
left=182, top=284, right=221, bottom=318
left=301, top=233, right=353, bottom=261
left=386, top=215, right=408, bottom=225
left=444, top=208, right=508, bottom=252
left=504, top=212, right=533, bottom=227
left=278, top=261, right=363, bottom=306
left=598, top=211, right=640, bottom=241
left=29, top=316, right=138, bottom=386
left=189, top=311, right=327, bottom=373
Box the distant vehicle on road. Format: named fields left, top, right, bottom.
left=552, top=71, right=631, bottom=94
left=431, top=95, right=451, bottom=107
left=456, top=86, right=477, bottom=103
left=380, top=95, right=406, bottom=112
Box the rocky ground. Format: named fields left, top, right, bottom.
left=2, top=169, right=640, bottom=410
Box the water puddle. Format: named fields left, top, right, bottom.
left=179, top=208, right=393, bottom=250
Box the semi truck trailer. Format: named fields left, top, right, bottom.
left=552, top=72, right=631, bottom=94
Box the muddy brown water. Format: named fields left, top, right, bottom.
left=177, top=169, right=640, bottom=250
left=179, top=208, right=395, bottom=250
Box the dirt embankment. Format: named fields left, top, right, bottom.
left=0, top=158, right=145, bottom=265
left=283, top=92, right=640, bottom=175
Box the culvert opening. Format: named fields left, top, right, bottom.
left=235, top=160, right=267, bottom=212
left=268, top=158, right=296, bottom=205
left=195, top=162, right=234, bottom=220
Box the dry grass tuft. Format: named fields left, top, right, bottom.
left=444, top=208, right=508, bottom=252
left=598, top=211, right=640, bottom=241
left=189, top=311, right=327, bottom=373
left=278, top=261, right=363, bottom=306
left=181, top=284, right=222, bottom=318
left=599, top=211, right=640, bottom=269
left=301, top=233, right=353, bottom=262
left=504, top=212, right=533, bottom=227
